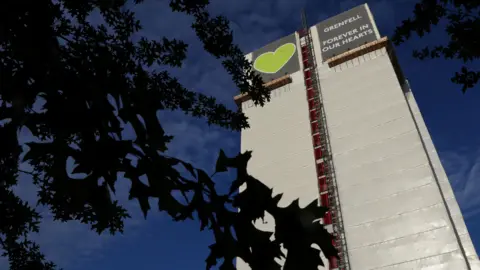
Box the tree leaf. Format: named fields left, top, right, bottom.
left=129, top=178, right=151, bottom=219
left=180, top=159, right=197, bottom=178
left=215, top=149, right=229, bottom=173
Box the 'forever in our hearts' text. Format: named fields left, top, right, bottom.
left=321, top=15, right=375, bottom=53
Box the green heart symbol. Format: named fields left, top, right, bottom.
left=253, top=43, right=296, bottom=74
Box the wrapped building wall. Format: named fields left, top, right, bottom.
left=235, top=3, right=479, bottom=269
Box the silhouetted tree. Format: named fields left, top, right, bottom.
left=0, top=0, right=336, bottom=269
left=392, top=0, right=479, bottom=93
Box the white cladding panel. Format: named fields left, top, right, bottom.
left=238, top=70, right=325, bottom=269
left=405, top=91, right=480, bottom=269
left=315, top=42, right=473, bottom=269
left=241, top=70, right=318, bottom=205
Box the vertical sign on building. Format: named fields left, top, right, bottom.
left=251, top=33, right=300, bottom=82
left=315, top=4, right=379, bottom=61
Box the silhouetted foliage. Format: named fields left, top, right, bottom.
left=0, top=0, right=336, bottom=269
left=392, top=0, right=480, bottom=93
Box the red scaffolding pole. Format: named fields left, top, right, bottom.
left=298, top=10, right=350, bottom=270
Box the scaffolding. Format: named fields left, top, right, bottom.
left=298, top=10, right=350, bottom=270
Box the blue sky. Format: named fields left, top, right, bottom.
left=3, top=0, right=480, bottom=269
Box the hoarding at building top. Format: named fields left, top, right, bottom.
left=252, top=33, right=300, bottom=82
left=315, top=4, right=378, bottom=61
